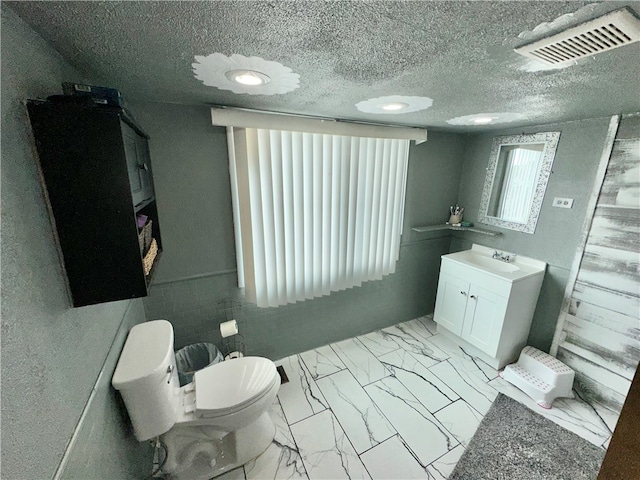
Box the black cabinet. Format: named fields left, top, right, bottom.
left=27, top=99, right=162, bottom=307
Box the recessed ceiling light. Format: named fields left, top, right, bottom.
left=357, top=96, right=433, bottom=115
left=225, top=69, right=271, bottom=86
left=447, top=112, right=526, bottom=126
left=193, top=54, right=299, bottom=95
left=473, top=117, right=495, bottom=124
left=381, top=102, right=409, bottom=111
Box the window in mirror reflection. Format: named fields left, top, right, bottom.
left=479, top=131, right=561, bottom=234
left=488, top=144, right=544, bottom=223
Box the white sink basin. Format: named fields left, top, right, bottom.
left=442, top=244, right=546, bottom=281
left=464, top=254, right=520, bottom=273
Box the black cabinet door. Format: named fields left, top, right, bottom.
left=122, top=120, right=154, bottom=207
left=122, top=121, right=145, bottom=206
left=136, top=133, right=154, bottom=203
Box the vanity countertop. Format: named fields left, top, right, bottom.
left=442, top=244, right=546, bottom=282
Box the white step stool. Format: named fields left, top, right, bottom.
left=501, top=346, right=575, bottom=409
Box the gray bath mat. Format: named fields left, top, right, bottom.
left=450, top=394, right=605, bottom=480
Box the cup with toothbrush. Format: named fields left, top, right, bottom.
left=449, top=204, right=464, bottom=225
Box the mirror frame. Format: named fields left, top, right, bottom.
left=478, top=131, right=561, bottom=234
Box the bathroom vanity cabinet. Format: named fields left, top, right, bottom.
left=26, top=98, right=162, bottom=307
left=434, top=245, right=546, bottom=369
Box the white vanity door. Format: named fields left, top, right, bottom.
left=460, top=286, right=508, bottom=356
left=434, top=273, right=469, bottom=336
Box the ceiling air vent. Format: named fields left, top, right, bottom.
left=515, top=8, right=640, bottom=65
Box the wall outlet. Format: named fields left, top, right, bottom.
left=552, top=197, right=574, bottom=208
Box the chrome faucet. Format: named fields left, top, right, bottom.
left=501, top=253, right=517, bottom=263
left=492, top=250, right=516, bottom=263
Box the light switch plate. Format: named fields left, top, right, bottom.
left=552, top=197, right=574, bottom=208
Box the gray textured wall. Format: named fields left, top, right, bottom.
left=129, top=102, right=237, bottom=282
left=132, top=101, right=466, bottom=358
left=1, top=7, right=151, bottom=479
left=454, top=117, right=613, bottom=351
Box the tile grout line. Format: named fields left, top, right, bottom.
left=427, top=358, right=498, bottom=418
left=365, top=377, right=462, bottom=455
left=353, top=321, right=469, bottom=462
left=347, top=359, right=462, bottom=471
left=334, top=318, right=493, bottom=473
left=322, top=366, right=398, bottom=454
left=271, top=395, right=310, bottom=480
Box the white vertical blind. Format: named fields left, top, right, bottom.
left=228, top=127, right=410, bottom=308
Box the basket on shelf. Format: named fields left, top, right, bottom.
left=138, top=220, right=153, bottom=255
left=143, top=238, right=158, bottom=276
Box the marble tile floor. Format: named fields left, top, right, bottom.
left=215, top=315, right=613, bottom=480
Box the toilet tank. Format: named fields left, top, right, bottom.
left=112, top=319, right=178, bottom=441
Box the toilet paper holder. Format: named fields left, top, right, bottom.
left=221, top=334, right=245, bottom=360
left=216, top=299, right=245, bottom=360
left=220, top=319, right=245, bottom=360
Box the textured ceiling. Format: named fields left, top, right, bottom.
left=6, top=1, right=640, bottom=131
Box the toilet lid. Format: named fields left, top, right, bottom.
left=194, top=357, right=277, bottom=413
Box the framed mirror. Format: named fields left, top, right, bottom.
left=478, top=131, right=561, bottom=234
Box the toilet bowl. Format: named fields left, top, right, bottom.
left=112, top=320, right=280, bottom=479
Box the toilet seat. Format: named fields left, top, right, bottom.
left=194, top=357, right=278, bottom=418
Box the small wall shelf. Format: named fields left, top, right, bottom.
left=412, top=224, right=502, bottom=236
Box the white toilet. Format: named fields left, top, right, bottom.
left=112, top=319, right=280, bottom=479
